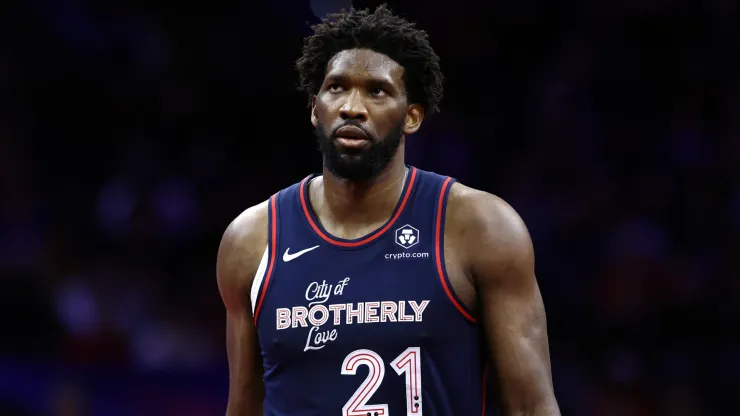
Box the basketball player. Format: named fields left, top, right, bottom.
left=217, top=5, right=560, bottom=415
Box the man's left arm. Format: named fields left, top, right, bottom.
left=467, top=192, right=560, bottom=416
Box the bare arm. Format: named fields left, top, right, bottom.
left=217, top=203, right=268, bottom=416
left=467, top=192, right=560, bottom=416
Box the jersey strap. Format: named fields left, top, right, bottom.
left=253, top=193, right=280, bottom=326
left=433, top=176, right=477, bottom=323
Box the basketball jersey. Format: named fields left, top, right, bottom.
left=251, top=167, right=495, bottom=416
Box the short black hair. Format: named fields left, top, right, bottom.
left=296, top=4, right=443, bottom=115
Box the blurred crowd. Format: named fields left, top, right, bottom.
left=1, top=0, right=739, bottom=415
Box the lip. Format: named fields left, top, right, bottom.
left=335, top=125, right=369, bottom=140
left=335, top=137, right=370, bottom=149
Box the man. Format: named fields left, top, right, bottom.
left=217, top=5, right=559, bottom=415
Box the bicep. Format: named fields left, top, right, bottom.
left=225, top=309, right=264, bottom=415
left=481, top=272, right=553, bottom=410
left=217, top=215, right=266, bottom=415
left=470, top=195, right=558, bottom=414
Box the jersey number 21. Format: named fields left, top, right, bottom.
left=341, top=347, right=422, bottom=416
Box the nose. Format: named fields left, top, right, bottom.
left=339, top=90, right=368, bottom=122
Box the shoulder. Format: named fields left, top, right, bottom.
left=216, top=199, right=271, bottom=313
left=446, top=182, right=534, bottom=283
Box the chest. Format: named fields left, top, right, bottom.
left=257, top=238, right=461, bottom=362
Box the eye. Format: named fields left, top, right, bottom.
left=370, top=87, right=385, bottom=97
left=328, top=83, right=343, bottom=92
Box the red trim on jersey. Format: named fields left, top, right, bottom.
left=480, top=365, right=488, bottom=416
left=299, top=167, right=418, bottom=248
left=434, top=177, right=478, bottom=323
left=253, top=194, right=278, bottom=326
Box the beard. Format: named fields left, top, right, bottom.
left=315, top=120, right=404, bottom=182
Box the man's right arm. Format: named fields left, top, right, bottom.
left=216, top=201, right=269, bottom=416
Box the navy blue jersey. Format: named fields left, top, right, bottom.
left=252, top=167, right=495, bottom=416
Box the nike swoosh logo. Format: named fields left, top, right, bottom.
left=283, top=245, right=320, bottom=262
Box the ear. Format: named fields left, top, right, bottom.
left=310, top=96, right=318, bottom=127
left=403, top=104, right=425, bottom=135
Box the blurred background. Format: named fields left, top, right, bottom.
left=1, top=0, right=738, bottom=414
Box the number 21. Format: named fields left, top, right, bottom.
left=341, top=347, right=423, bottom=416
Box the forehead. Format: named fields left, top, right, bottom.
left=325, top=48, right=404, bottom=86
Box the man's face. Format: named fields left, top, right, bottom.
left=312, top=48, right=423, bottom=181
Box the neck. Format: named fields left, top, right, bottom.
left=318, top=149, right=407, bottom=225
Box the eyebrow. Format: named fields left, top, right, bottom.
left=324, top=73, right=396, bottom=89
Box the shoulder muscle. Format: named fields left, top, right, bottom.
left=446, top=183, right=534, bottom=286
left=217, top=200, right=271, bottom=314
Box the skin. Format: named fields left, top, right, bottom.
left=217, top=47, right=560, bottom=415
left=217, top=200, right=268, bottom=416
